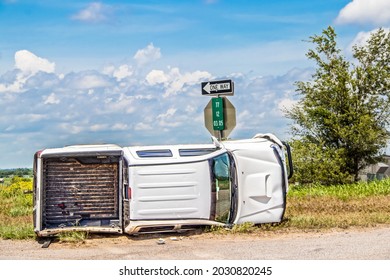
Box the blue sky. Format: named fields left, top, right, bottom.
left=0, top=0, right=389, bottom=168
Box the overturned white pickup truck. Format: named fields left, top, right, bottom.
left=33, top=134, right=293, bottom=236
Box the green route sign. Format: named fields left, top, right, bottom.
left=212, top=97, right=224, bottom=130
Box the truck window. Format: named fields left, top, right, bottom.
left=136, top=149, right=173, bottom=157
left=179, top=148, right=217, bottom=156
left=211, top=153, right=231, bottom=223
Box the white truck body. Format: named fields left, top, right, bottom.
left=33, top=134, right=292, bottom=236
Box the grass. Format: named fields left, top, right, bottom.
left=209, top=179, right=390, bottom=234
left=1, top=177, right=389, bottom=240
left=58, top=231, right=89, bottom=243
left=282, top=179, right=390, bottom=230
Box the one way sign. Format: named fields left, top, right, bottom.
left=201, top=79, right=234, bottom=96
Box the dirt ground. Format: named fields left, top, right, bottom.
left=1, top=226, right=389, bottom=260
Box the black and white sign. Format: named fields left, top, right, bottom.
left=201, top=79, right=234, bottom=96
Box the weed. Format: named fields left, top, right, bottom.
left=231, top=222, right=256, bottom=233
left=58, top=231, right=89, bottom=243
left=0, top=223, right=35, bottom=240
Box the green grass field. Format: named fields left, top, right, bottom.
left=283, top=180, right=390, bottom=230
left=1, top=177, right=389, bottom=240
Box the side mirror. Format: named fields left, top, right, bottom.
left=282, top=141, right=294, bottom=179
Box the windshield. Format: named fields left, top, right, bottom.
left=210, top=153, right=232, bottom=223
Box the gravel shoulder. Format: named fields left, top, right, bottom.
left=1, top=226, right=389, bottom=260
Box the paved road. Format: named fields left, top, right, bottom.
left=0, top=227, right=389, bottom=260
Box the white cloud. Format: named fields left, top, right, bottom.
left=90, top=124, right=108, bottom=132
left=59, top=123, right=85, bottom=134
left=157, top=108, right=182, bottom=128
left=20, top=114, right=47, bottom=122
left=349, top=28, right=390, bottom=49
left=336, top=0, right=390, bottom=25
left=15, top=50, right=55, bottom=75
left=64, top=71, right=112, bottom=89
left=0, top=50, right=56, bottom=93
left=0, top=44, right=315, bottom=168
left=5, top=125, right=16, bottom=132
left=77, top=74, right=111, bottom=88
left=146, top=70, right=168, bottom=85
left=113, top=65, right=133, bottom=81
left=44, top=93, right=60, bottom=105
left=185, top=105, right=196, bottom=113
left=0, top=74, right=25, bottom=93
left=350, top=31, right=372, bottom=47
left=71, top=2, right=112, bottom=23
left=277, top=98, right=297, bottom=115
left=105, top=94, right=136, bottom=114
left=104, top=64, right=134, bottom=81
left=133, top=43, right=161, bottom=65
left=134, top=122, right=153, bottom=131
left=112, top=123, right=129, bottom=131
left=146, top=67, right=212, bottom=97
left=157, top=108, right=177, bottom=119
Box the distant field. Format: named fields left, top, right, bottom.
left=0, top=168, right=33, bottom=187
left=1, top=176, right=389, bottom=240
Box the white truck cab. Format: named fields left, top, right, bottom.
left=33, top=134, right=292, bottom=236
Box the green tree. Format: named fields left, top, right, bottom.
left=285, top=26, right=390, bottom=183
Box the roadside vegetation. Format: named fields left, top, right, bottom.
left=0, top=176, right=34, bottom=239
left=210, top=179, right=390, bottom=235
left=1, top=176, right=389, bottom=240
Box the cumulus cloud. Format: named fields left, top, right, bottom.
left=349, top=28, right=390, bottom=49
left=104, top=94, right=136, bottom=114
left=112, top=123, right=129, bottom=131
left=157, top=107, right=182, bottom=128
left=146, top=67, right=212, bottom=97
left=0, top=50, right=56, bottom=93
left=0, top=45, right=311, bottom=168
left=145, top=69, right=168, bottom=85
left=59, top=123, right=85, bottom=134
left=44, top=93, right=60, bottom=105
left=71, top=2, right=113, bottom=23
left=133, top=43, right=161, bottom=65
left=336, top=0, right=390, bottom=25
left=277, top=97, right=297, bottom=115
left=90, top=124, right=109, bottom=132
left=62, top=71, right=112, bottom=89
left=134, top=122, right=153, bottom=131
left=103, top=64, right=133, bottom=81
left=113, top=65, right=133, bottom=81
left=15, top=50, right=55, bottom=75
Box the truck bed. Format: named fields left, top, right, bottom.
left=42, top=157, right=119, bottom=229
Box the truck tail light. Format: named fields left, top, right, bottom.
left=128, top=187, right=132, bottom=199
